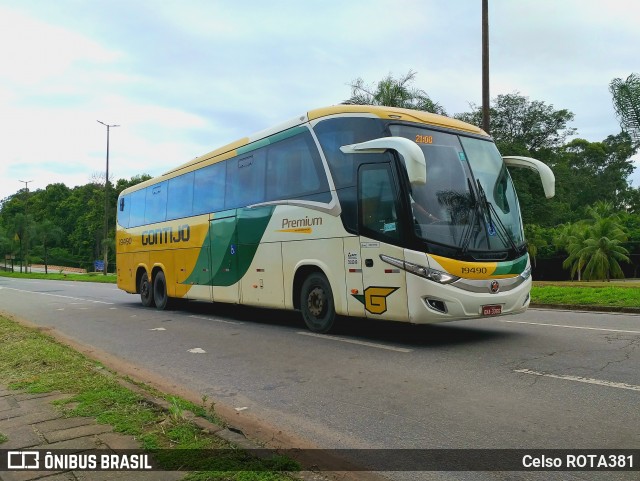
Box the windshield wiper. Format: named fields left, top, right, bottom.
left=460, top=178, right=479, bottom=254
left=475, top=179, right=518, bottom=253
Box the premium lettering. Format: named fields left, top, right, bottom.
left=281, top=216, right=322, bottom=229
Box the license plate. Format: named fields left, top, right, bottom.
left=482, top=304, right=502, bottom=316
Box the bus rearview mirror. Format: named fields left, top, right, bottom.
left=340, top=136, right=427, bottom=185
left=503, top=156, right=555, bottom=199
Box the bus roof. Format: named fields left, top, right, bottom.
left=120, top=105, right=488, bottom=195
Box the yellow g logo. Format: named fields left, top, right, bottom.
left=352, top=286, right=399, bottom=314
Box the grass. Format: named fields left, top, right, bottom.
left=0, top=432, right=7, bottom=444
left=532, top=281, right=640, bottom=309
left=0, top=271, right=117, bottom=283
left=0, top=315, right=299, bottom=479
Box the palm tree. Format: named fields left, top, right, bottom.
left=610, top=73, right=640, bottom=145
left=579, top=217, right=630, bottom=281
left=524, top=224, right=546, bottom=268
left=344, top=70, right=447, bottom=115
left=556, top=223, right=589, bottom=281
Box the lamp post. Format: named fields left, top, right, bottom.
left=482, top=0, right=490, bottom=134
left=18, top=179, right=32, bottom=273
left=97, top=120, right=119, bottom=275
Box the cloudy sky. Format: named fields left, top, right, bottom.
left=1, top=0, right=638, bottom=202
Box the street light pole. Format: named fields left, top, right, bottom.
left=18, top=179, right=33, bottom=273
left=482, top=0, right=490, bottom=134
left=97, top=120, right=119, bottom=275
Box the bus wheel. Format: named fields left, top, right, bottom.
left=300, top=273, right=335, bottom=333
left=140, top=272, right=154, bottom=307
left=153, top=271, right=171, bottom=310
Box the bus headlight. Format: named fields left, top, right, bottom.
left=520, top=265, right=532, bottom=280
left=380, top=254, right=459, bottom=285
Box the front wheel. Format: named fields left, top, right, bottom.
left=300, top=272, right=336, bottom=333
left=140, top=271, right=154, bottom=307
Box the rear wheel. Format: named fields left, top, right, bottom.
left=300, top=272, right=335, bottom=333
left=153, top=270, right=170, bottom=310
left=140, top=272, right=154, bottom=307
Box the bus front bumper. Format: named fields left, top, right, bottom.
left=406, top=274, right=532, bottom=324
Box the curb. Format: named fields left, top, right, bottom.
left=530, top=303, right=640, bottom=314
left=94, top=367, right=330, bottom=481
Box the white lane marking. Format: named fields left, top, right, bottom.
left=514, top=369, right=640, bottom=392
left=149, top=327, right=166, bottom=331
left=498, top=319, right=640, bottom=335
left=235, top=407, right=248, bottom=412
left=0, top=286, right=113, bottom=304
left=188, top=347, right=206, bottom=353
left=189, top=315, right=243, bottom=325
left=297, top=332, right=412, bottom=353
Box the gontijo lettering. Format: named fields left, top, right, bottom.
left=141, top=224, right=190, bottom=246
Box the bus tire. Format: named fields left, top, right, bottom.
left=153, top=270, right=171, bottom=310
left=140, top=271, right=154, bottom=307
left=300, top=272, right=335, bottom=333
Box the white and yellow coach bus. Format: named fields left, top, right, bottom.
left=116, top=105, right=555, bottom=333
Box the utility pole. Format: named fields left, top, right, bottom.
left=482, top=0, right=490, bottom=134
left=97, top=120, right=119, bottom=275
left=18, top=179, right=33, bottom=273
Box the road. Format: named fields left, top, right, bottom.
left=0, top=276, right=638, bottom=480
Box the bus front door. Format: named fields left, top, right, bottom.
left=357, top=163, right=409, bottom=322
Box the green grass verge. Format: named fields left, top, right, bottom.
left=0, top=316, right=298, bottom=479
left=531, top=285, right=640, bottom=308
left=0, top=271, right=117, bottom=283
left=0, top=432, right=7, bottom=444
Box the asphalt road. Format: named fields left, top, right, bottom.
left=0, top=276, right=638, bottom=480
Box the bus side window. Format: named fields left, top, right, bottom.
left=266, top=132, right=327, bottom=201
left=225, top=152, right=266, bottom=209
left=358, top=164, right=401, bottom=241
left=129, top=189, right=147, bottom=227
left=167, top=171, right=194, bottom=220
left=144, top=181, right=168, bottom=225
left=194, top=162, right=226, bottom=214
left=118, top=195, right=130, bottom=228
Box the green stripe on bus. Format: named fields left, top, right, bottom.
left=183, top=206, right=274, bottom=287
left=491, top=254, right=528, bottom=276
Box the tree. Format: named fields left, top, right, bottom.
left=524, top=224, right=547, bottom=267
left=556, top=202, right=631, bottom=281
left=7, top=213, right=33, bottom=273
left=35, top=219, right=64, bottom=274
left=579, top=217, right=630, bottom=281
left=556, top=223, right=589, bottom=281
left=344, top=70, right=447, bottom=115
left=455, top=92, right=576, bottom=155
left=610, top=73, right=640, bottom=145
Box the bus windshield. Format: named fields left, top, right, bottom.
left=389, top=124, right=524, bottom=255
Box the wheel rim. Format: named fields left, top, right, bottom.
left=141, top=280, right=150, bottom=299
left=307, top=286, right=326, bottom=318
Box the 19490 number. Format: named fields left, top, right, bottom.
left=461, top=267, right=487, bottom=275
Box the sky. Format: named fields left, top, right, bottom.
left=1, top=0, right=639, bottom=202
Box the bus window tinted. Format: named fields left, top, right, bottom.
left=145, top=182, right=168, bottom=224
left=167, top=171, right=194, bottom=220
left=129, top=189, right=146, bottom=227
left=194, top=162, right=226, bottom=214
left=266, top=132, right=328, bottom=201
left=225, top=152, right=266, bottom=208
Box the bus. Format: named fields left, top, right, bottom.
left=116, top=105, right=554, bottom=333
